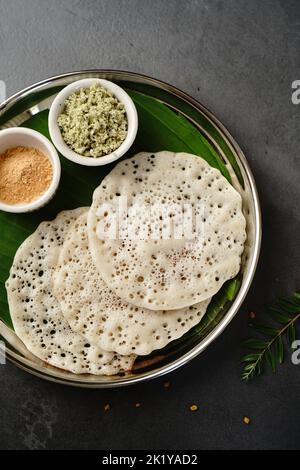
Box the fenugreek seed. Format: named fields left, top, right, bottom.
left=135, top=402, right=141, bottom=408
left=243, top=416, right=251, bottom=425
left=189, top=404, right=198, bottom=412
left=103, top=403, right=111, bottom=412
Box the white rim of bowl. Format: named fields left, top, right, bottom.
left=48, top=78, right=138, bottom=166
left=0, top=127, right=61, bottom=213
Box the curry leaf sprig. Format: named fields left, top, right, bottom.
left=241, top=292, right=300, bottom=381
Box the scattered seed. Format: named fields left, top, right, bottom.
left=189, top=404, right=198, bottom=412
left=103, top=403, right=111, bottom=413
left=135, top=402, right=141, bottom=408
left=243, top=416, right=251, bottom=425
left=249, top=311, right=256, bottom=320
left=163, top=381, right=171, bottom=389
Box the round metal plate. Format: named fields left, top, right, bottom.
left=0, top=70, right=261, bottom=387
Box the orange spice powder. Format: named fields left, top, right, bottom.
left=0, top=146, right=53, bottom=205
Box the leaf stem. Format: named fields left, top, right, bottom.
left=242, top=312, right=300, bottom=381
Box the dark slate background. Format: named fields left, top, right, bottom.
left=0, top=0, right=299, bottom=450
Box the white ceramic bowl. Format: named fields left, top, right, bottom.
left=48, top=78, right=138, bottom=166
left=0, top=127, right=61, bottom=213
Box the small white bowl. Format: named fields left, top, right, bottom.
left=48, top=78, right=138, bottom=167
left=0, top=127, right=61, bottom=213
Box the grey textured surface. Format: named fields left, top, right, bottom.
left=0, top=0, right=300, bottom=450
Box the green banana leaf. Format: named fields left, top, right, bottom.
left=123, top=82, right=244, bottom=186
left=128, top=90, right=231, bottom=182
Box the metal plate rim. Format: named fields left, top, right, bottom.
left=0, top=69, right=262, bottom=388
